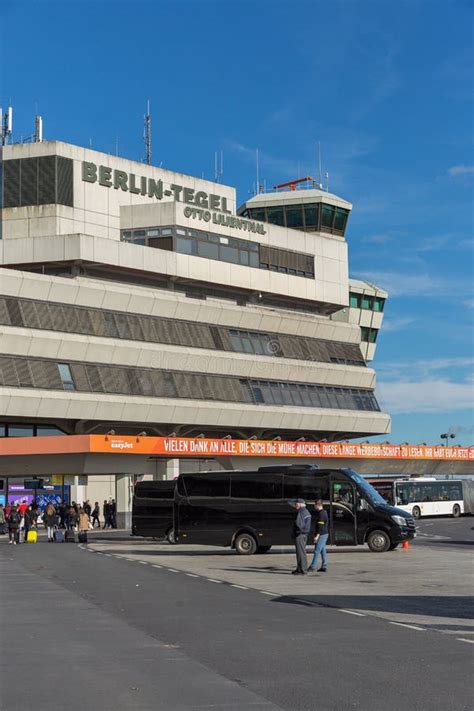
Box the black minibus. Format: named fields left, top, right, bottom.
left=132, top=480, right=175, bottom=542
left=174, top=465, right=416, bottom=553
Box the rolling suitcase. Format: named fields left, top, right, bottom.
left=53, top=529, right=64, bottom=543
left=78, top=531, right=88, bottom=543
left=27, top=530, right=37, bottom=543
left=65, top=530, right=76, bottom=543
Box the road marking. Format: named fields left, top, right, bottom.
left=457, top=638, right=474, bottom=644
left=260, top=591, right=275, bottom=596
left=186, top=573, right=199, bottom=578
left=207, top=578, right=223, bottom=583
left=139, top=561, right=148, bottom=565
left=339, top=609, right=366, bottom=617
left=294, top=598, right=315, bottom=606
left=104, top=554, right=112, bottom=557
left=231, top=584, right=248, bottom=590
left=168, top=568, right=179, bottom=573
left=389, top=622, right=425, bottom=631
left=152, top=564, right=162, bottom=569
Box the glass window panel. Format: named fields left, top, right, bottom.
left=239, top=250, right=249, bottom=265
left=220, top=245, right=239, bottom=263
left=321, top=204, right=335, bottom=230
left=260, top=262, right=269, bottom=269
left=374, top=298, right=385, bottom=312
left=197, top=241, right=219, bottom=259
left=176, top=228, right=186, bottom=235
left=266, top=207, right=285, bottom=226
left=208, top=233, right=219, bottom=243
left=284, top=474, right=329, bottom=501
left=304, top=204, right=319, bottom=229
left=250, top=208, right=266, bottom=222
left=147, top=229, right=159, bottom=236
left=161, top=228, right=173, bottom=235
left=122, top=231, right=131, bottom=239
left=285, top=206, right=303, bottom=229
left=133, top=230, right=146, bottom=237
left=349, top=293, right=361, bottom=308
left=184, top=475, right=229, bottom=497
left=231, top=473, right=282, bottom=500
left=58, top=363, right=75, bottom=390
left=249, top=252, right=259, bottom=268
left=369, top=329, right=378, bottom=343
left=361, top=295, right=373, bottom=310
left=176, top=237, right=194, bottom=255
left=360, top=327, right=369, bottom=342
left=8, top=425, right=34, bottom=437
left=334, top=208, right=349, bottom=232
left=36, top=426, right=65, bottom=437
left=132, top=237, right=146, bottom=245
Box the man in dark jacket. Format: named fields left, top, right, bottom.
left=292, top=499, right=312, bottom=575
left=7, top=505, right=21, bottom=545
left=309, top=500, right=329, bottom=572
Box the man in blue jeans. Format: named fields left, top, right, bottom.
left=309, top=500, right=329, bottom=572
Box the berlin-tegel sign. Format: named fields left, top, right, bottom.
left=0, top=436, right=472, bottom=461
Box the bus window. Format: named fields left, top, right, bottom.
left=448, top=482, right=462, bottom=501
left=396, top=483, right=409, bottom=506
left=231, top=473, right=282, bottom=500
left=183, top=475, right=230, bottom=498
left=332, top=481, right=355, bottom=510
left=283, top=475, right=329, bottom=502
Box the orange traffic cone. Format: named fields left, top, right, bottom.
left=402, top=541, right=410, bottom=550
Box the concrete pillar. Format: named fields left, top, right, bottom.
left=166, top=459, right=180, bottom=480
left=152, top=461, right=167, bottom=481
left=115, top=474, right=133, bottom=529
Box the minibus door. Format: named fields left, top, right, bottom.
left=330, top=477, right=357, bottom=546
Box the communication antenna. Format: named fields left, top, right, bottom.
left=34, top=115, right=43, bottom=143
left=1, top=105, right=13, bottom=145
left=325, top=171, right=329, bottom=192
left=214, top=150, right=223, bottom=182
left=144, top=100, right=151, bottom=165
left=318, top=142, right=322, bottom=188
left=256, top=148, right=260, bottom=194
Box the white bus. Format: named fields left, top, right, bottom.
left=368, top=478, right=474, bottom=519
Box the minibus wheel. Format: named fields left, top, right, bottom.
left=234, top=532, right=257, bottom=555
left=166, top=527, right=176, bottom=544
left=412, top=506, right=421, bottom=519
left=452, top=504, right=461, bottom=518
left=367, top=530, right=391, bottom=552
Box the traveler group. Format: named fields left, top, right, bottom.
left=292, top=499, right=329, bottom=575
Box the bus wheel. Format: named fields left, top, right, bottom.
left=257, top=545, right=272, bottom=554
left=166, top=528, right=176, bottom=544
left=412, top=506, right=421, bottom=520
left=234, top=533, right=257, bottom=555
left=452, top=504, right=461, bottom=518
left=367, top=530, right=391, bottom=552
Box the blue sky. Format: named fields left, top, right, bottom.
left=1, top=0, right=473, bottom=445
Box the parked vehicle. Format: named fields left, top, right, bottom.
left=174, top=465, right=416, bottom=553
left=368, top=477, right=474, bottom=519
left=132, top=480, right=175, bottom=542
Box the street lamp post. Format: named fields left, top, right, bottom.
left=440, top=432, right=456, bottom=446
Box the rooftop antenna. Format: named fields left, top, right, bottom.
left=325, top=171, right=329, bottom=192
left=144, top=99, right=151, bottom=165
left=1, top=105, right=13, bottom=146
left=256, top=148, right=260, bottom=194
left=214, top=150, right=223, bottom=182
left=318, top=142, right=322, bottom=188
left=34, top=115, right=43, bottom=143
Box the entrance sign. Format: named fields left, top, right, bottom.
left=0, top=435, right=472, bottom=462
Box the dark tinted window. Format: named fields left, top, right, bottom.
left=284, top=475, right=329, bottom=501
left=184, top=475, right=230, bottom=497
left=304, top=204, right=319, bottom=229
left=286, top=206, right=303, bottom=229
left=135, top=484, right=174, bottom=499
left=231, top=473, right=283, bottom=499
left=321, top=204, right=335, bottom=230
left=266, top=207, right=285, bottom=226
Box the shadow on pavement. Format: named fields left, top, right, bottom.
left=272, top=595, right=474, bottom=619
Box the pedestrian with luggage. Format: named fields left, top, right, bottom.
left=0, top=504, right=6, bottom=535
left=7, top=505, right=21, bottom=545
left=24, top=505, right=36, bottom=541
left=43, top=503, right=57, bottom=542
left=291, top=499, right=312, bottom=575
left=67, top=506, right=78, bottom=532
left=91, top=502, right=100, bottom=528
left=309, top=500, right=329, bottom=573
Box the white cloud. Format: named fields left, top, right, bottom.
left=381, top=317, right=416, bottom=333
left=448, top=165, right=474, bottom=176
left=377, top=356, right=474, bottom=380
left=354, top=271, right=439, bottom=297
left=377, top=379, right=474, bottom=414
left=362, top=233, right=392, bottom=245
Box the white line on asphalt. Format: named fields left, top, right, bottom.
left=339, top=609, right=366, bottom=617
left=186, top=573, right=199, bottom=578
left=104, top=554, right=112, bottom=557
left=231, top=584, right=248, bottom=590
left=389, top=622, right=425, bottom=631
left=139, top=561, right=148, bottom=565
left=168, top=568, right=179, bottom=573
left=260, top=591, right=275, bottom=596
left=456, top=638, right=474, bottom=644
left=207, top=578, right=223, bottom=583
left=294, top=598, right=315, bottom=606
left=152, top=564, right=162, bottom=569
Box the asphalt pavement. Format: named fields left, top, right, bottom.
left=0, top=517, right=473, bottom=711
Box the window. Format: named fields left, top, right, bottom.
left=231, top=473, right=283, bottom=499
left=321, top=204, right=335, bottom=231
left=36, top=425, right=65, bottom=437
left=374, top=297, right=385, bottom=313
left=58, top=363, right=75, bottom=390
left=184, top=475, right=229, bottom=498
left=8, top=425, right=34, bottom=437
left=250, top=208, right=266, bottom=222
left=266, top=207, right=285, bottom=226
left=285, top=206, right=304, bottom=229
left=176, top=237, right=195, bottom=255
left=147, top=230, right=159, bottom=237
left=0, top=425, right=5, bottom=437
left=361, top=295, right=373, bottom=310
left=197, top=241, right=219, bottom=260
left=304, top=204, right=319, bottom=230
left=220, top=245, right=239, bottom=263
left=349, top=293, right=361, bottom=308
left=133, top=230, right=146, bottom=237
left=239, top=251, right=249, bottom=265
left=284, top=475, right=329, bottom=501
left=334, top=208, right=349, bottom=233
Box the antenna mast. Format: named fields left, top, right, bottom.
left=318, top=142, right=322, bottom=188
left=256, top=148, right=260, bottom=194
left=144, top=100, right=151, bottom=165
left=1, top=105, right=13, bottom=146
left=214, top=150, right=223, bottom=182
left=34, top=115, right=43, bottom=143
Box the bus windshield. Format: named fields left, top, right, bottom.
left=345, top=470, right=387, bottom=506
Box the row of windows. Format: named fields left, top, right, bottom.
left=121, top=226, right=315, bottom=279
left=0, top=423, right=65, bottom=438
left=0, top=296, right=366, bottom=367
left=395, top=482, right=462, bottom=505
left=2, top=157, right=74, bottom=209
left=239, top=203, right=350, bottom=236
left=349, top=293, right=385, bottom=312
left=360, top=327, right=378, bottom=344
left=0, top=356, right=380, bottom=412
left=180, top=472, right=335, bottom=500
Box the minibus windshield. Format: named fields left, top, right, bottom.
left=345, top=470, right=387, bottom=506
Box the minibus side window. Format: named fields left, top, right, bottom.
left=284, top=475, right=329, bottom=502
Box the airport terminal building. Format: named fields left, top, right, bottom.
left=0, top=139, right=391, bottom=509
